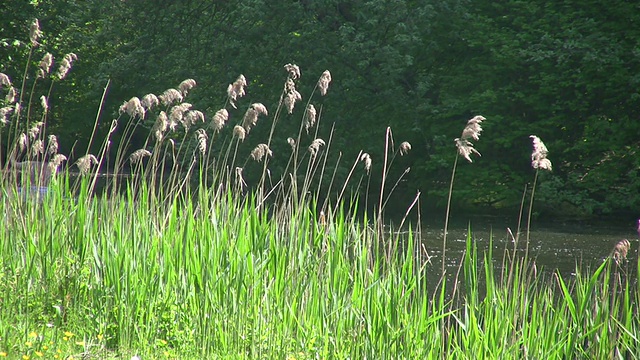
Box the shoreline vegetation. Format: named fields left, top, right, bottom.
left=1, top=20, right=639, bottom=359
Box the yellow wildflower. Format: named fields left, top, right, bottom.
left=28, top=332, right=38, bottom=338
left=35, top=351, right=44, bottom=357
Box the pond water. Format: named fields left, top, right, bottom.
left=419, top=216, right=639, bottom=282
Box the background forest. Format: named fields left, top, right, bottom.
left=2, top=0, right=639, bottom=219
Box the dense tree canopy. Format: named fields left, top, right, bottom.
left=1, top=0, right=638, bottom=218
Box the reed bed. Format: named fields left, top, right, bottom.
left=1, top=20, right=639, bottom=359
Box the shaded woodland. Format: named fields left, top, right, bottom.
left=2, top=0, right=639, bottom=218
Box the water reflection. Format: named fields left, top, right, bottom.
left=422, top=219, right=637, bottom=279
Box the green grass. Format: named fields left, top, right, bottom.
left=1, top=180, right=639, bottom=359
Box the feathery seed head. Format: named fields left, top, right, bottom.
left=185, top=110, right=205, bottom=126
left=179, top=79, right=197, bottom=96
left=47, top=135, right=58, bottom=155
left=0, top=73, right=11, bottom=87
left=48, top=154, right=67, bottom=174
left=460, top=115, right=485, bottom=141
left=18, top=133, right=28, bottom=152
left=399, top=141, right=411, bottom=156
left=227, top=74, right=247, bottom=109
left=251, top=143, right=272, bottom=162
left=39, top=53, right=53, bottom=76
left=308, top=138, right=326, bottom=157
left=360, top=153, right=372, bottom=174
left=455, top=138, right=481, bottom=163
left=233, top=125, right=246, bottom=141
left=284, top=63, right=301, bottom=79
left=28, top=122, right=44, bottom=140
left=612, top=239, right=631, bottom=265
left=76, top=154, right=98, bottom=174
left=530, top=135, right=552, bottom=171
left=6, top=86, right=16, bottom=103
left=159, top=88, right=183, bottom=106
left=31, top=139, right=45, bottom=155
left=0, top=106, right=13, bottom=125
left=318, top=70, right=332, bottom=96
left=283, top=79, right=302, bottom=114
left=152, top=111, right=169, bottom=141
left=195, top=129, right=208, bottom=155
left=141, top=93, right=159, bottom=109
left=242, top=103, right=268, bottom=133
left=119, top=97, right=145, bottom=118
left=211, top=108, right=229, bottom=131
left=287, top=137, right=296, bottom=150
left=304, top=104, right=317, bottom=133
left=129, top=149, right=151, bottom=164
left=30, top=19, right=43, bottom=46
left=40, top=95, right=48, bottom=113
left=169, top=103, right=192, bottom=130
left=56, top=53, right=77, bottom=79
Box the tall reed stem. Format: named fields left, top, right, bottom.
left=442, top=153, right=459, bottom=275
left=524, top=169, right=539, bottom=260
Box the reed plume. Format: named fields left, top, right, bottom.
left=48, top=153, right=67, bottom=174
left=284, top=79, right=302, bottom=114
left=287, top=137, right=296, bottom=150
left=284, top=63, right=301, bottom=80
left=251, top=144, right=272, bottom=162
left=233, top=125, right=246, bottom=141
left=31, top=139, right=44, bottom=155
left=317, top=70, right=332, bottom=96
left=0, top=106, right=13, bottom=124
left=612, top=239, right=631, bottom=266
left=304, top=104, right=317, bottom=133
left=30, top=19, right=43, bottom=46
left=40, top=95, right=48, bottom=114
left=308, top=138, right=325, bottom=157
left=525, top=135, right=552, bottom=258
left=0, top=73, right=10, bottom=87
left=119, top=97, right=145, bottom=118
left=18, top=133, right=28, bottom=152
left=184, top=110, right=205, bottom=127
left=242, top=103, right=268, bottom=133
left=76, top=154, right=98, bottom=174
left=211, top=109, right=229, bottom=131
left=179, top=79, right=197, bottom=96
left=360, top=153, right=372, bottom=174
left=38, top=53, right=53, bottom=78
left=141, top=93, right=159, bottom=109
left=129, top=149, right=152, bottom=164
left=47, top=135, right=58, bottom=155
left=454, top=115, right=485, bottom=163
left=443, top=115, right=487, bottom=274
left=28, top=122, right=44, bottom=140
left=227, top=74, right=247, bottom=109
left=399, top=141, right=411, bottom=156
left=56, top=53, right=77, bottom=80
left=152, top=111, right=168, bottom=141
left=159, top=88, right=183, bottom=106
left=169, top=103, right=193, bottom=130
left=530, top=135, right=552, bottom=171
left=195, top=129, right=207, bottom=155
left=6, top=86, right=16, bottom=104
